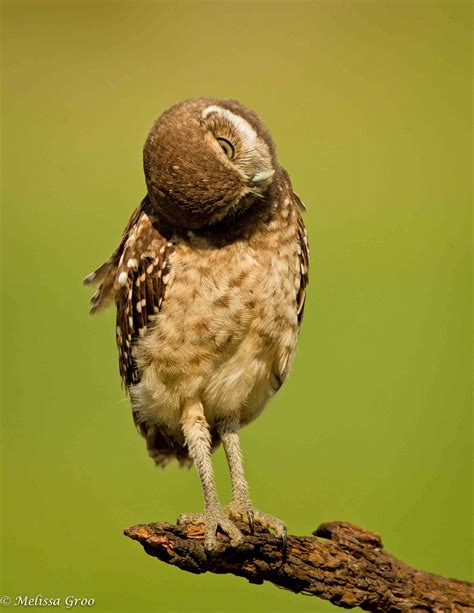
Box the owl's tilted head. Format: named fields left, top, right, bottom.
left=143, top=98, right=277, bottom=229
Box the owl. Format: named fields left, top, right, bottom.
left=84, top=98, right=309, bottom=551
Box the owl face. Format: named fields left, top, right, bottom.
left=143, top=98, right=277, bottom=229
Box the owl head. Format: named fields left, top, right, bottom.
left=143, top=98, right=277, bottom=229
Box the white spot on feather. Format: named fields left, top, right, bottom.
left=118, top=272, right=128, bottom=286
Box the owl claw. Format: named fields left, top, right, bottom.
left=247, top=509, right=255, bottom=533
left=225, top=503, right=286, bottom=547
left=177, top=509, right=243, bottom=552
left=177, top=512, right=205, bottom=526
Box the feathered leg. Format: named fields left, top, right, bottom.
left=218, top=419, right=287, bottom=546
left=178, top=400, right=243, bottom=551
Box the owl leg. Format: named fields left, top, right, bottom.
left=178, top=399, right=243, bottom=552
left=218, top=419, right=287, bottom=547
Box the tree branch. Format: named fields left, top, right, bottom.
left=124, top=519, right=473, bottom=611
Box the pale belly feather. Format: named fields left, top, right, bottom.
left=131, top=236, right=300, bottom=436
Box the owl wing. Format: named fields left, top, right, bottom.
left=293, top=192, right=310, bottom=325
left=84, top=195, right=174, bottom=387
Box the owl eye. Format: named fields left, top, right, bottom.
left=216, top=137, right=235, bottom=160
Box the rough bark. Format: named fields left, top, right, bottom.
left=124, top=519, right=473, bottom=612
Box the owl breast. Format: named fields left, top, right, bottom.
left=131, top=209, right=301, bottom=436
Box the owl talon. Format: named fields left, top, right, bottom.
left=177, top=509, right=243, bottom=551
left=177, top=512, right=205, bottom=526
left=225, top=503, right=286, bottom=545
left=247, top=509, right=255, bottom=533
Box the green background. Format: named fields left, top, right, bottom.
left=1, top=1, right=472, bottom=612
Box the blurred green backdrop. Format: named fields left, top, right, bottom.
left=1, top=1, right=472, bottom=612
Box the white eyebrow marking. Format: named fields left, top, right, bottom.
left=202, top=105, right=257, bottom=146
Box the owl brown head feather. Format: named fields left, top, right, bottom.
left=143, top=98, right=277, bottom=229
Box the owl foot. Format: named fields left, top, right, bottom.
left=177, top=509, right=244, bottom=552
left=225, top=502, right=287, bottom=547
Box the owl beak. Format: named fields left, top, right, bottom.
left=252, top=169, right=275, bottom=183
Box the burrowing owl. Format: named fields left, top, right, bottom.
left=84, top=98, right=309, bottom=551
